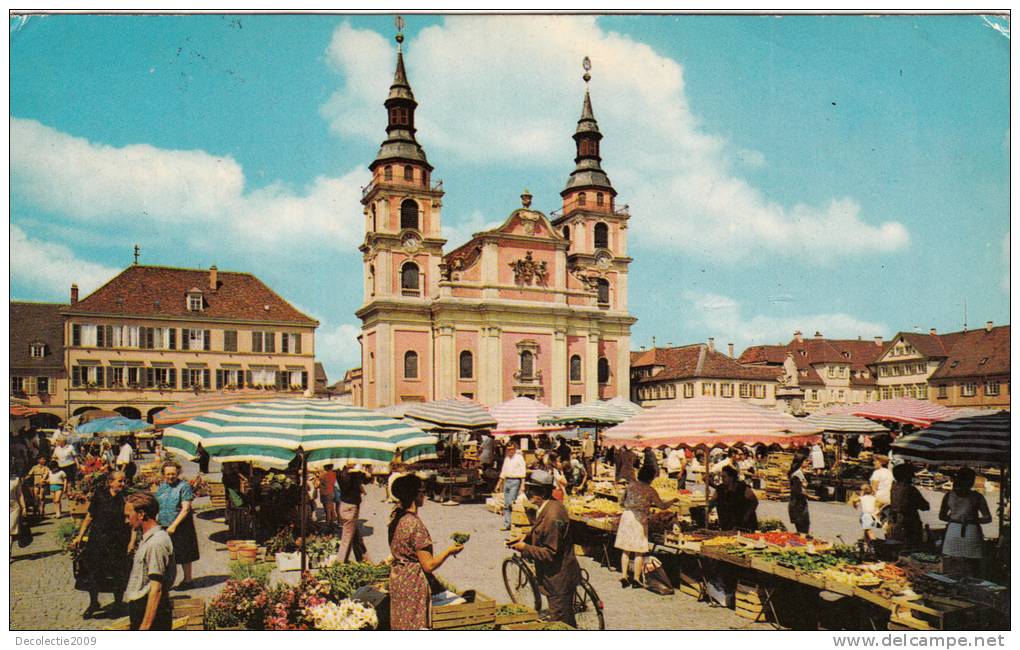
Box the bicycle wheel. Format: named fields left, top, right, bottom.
left=572, top=580, right=605, bottom=631
left=502, top=557, right=541, bottom=611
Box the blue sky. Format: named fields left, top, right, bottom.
left=9, top=14, right=1010, bottom=380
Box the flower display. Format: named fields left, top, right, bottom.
left=306, top=599, right=378, bottom=631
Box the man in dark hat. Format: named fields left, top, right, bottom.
left=509, top=469, right=581, bottom=626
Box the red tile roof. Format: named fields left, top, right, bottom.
left=740, top=336, right=885, bottom=373
left=10, top=302, right=66, bottom=373
left=928, top=325, right=1010, bottom=380
left=632, top=344, right=780, bottom=383
left=65, top=265, right=317, bottom=326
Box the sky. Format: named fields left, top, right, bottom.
left=9, top=13, right=1010, bottom=381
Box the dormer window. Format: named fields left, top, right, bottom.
left=578, top=192, right=586, bottom=206
left=596, top=192, right=604, bottom=206
left=30, top=343, right=46, bottom=358
left=187, top=289, right=204, bottom=312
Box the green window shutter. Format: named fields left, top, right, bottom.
left=72, top=324, right=81, bottom=347
left=169, top=328, right=176, bottom=350
left=294, top=334, right=302, bottom=355
left=182, top=330, right=190, bottom=351
left=302, top=371, right=309, bottom=389
left=203, top=330, right=211, bottom=351
left=168, top=368, right=177, bottom=389
left=203, top=369, right=211, bottom=389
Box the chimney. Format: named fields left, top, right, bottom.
left=874, top=336, right=883, bottom=347
left=986, top=320, right=993, bottom=332
left=794, top=330, right=803, bottom=343
left=930, top=327, right=937, bottom=336
left=707, top=337, right=715, bottom=352
left=728, top=342, right=734, bottom=358
left=814, top=331, right=823, bottom=339
left=209, top=265, right=218, bottom=291
left=70, top=284, right=79, bottom=305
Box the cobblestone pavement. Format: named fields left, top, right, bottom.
left=9, top=454, right=998, bottom=631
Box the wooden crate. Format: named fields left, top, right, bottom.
left=495, top=607, right=541, bottom=627
left=208, top=481, right=226, bottom=509
left=171, top=595, right=205, bottom=631
left=734, top=581, right=765, bottom=622
left=890, top=595, right=980, bottom=631
left=431, top=590, right=497, bottom=630
left=678, top=571, right=704, bottom=600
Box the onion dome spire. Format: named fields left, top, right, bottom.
left=371, top=15, right=432, bottom=171
left=562, top=56, right=615, bottom=197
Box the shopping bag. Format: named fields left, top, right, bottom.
left=643, top=557, right=674, bottom=596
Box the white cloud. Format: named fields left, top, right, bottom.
left=683, top=290, right=889, bottom=349
left=321, top=16, right=909, bottom=261
left=314, top=321, right=363, bottom=381
left=10, top=224, right=119, bottom=299
left=10, top=117, right=369, bottom=252
left=442, top=210, right=502, bottom=249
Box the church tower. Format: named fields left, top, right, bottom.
left=357, top=18, right=445, bottom=408
left=553, top=57, right=631, bottom=315
left=360, top=18, right=446, bottom=305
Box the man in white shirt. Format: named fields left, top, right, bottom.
left=496, top=442, right=527, bottom=531
left=870, top=455, right=894, bottom=508
left=666, top=448, right=685, bottom=489
left=810, top=444, right=826, bottom=471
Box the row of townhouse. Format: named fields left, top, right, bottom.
left=10, top=264, right=322, bottom=426
left=631, top=324, right=1009, bottom=413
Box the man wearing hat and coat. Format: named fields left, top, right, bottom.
left=509, top=469, right=581, bottom=626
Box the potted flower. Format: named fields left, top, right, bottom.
left=305, top=535, right=341, bottom=569
left=266, top=526, right=300, bottom=571
left=307, top=599, right=378, bottom=630
left=206, top=578, right=271, bottom=630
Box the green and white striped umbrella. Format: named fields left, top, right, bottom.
left=803, top=413, right=891, bottom=435
left=163, top=398, right=437, bottom=470
left=404, top=398, right=496, bottom=430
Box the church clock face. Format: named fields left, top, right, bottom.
left=595, top=251, right=612, bottom=270
left=402, top=234, right=422, bottom=253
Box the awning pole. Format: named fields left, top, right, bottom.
left=300, top=449, right=307, bottom=572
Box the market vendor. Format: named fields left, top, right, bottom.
left=509, top=470, right=580, bottom=627
left=387, top=474, right=463, bottom=630
left=885, top=463, right=929, bottom=547
left=938, top=468, right=992, bottom=577
left=154, top=461, right=200, bottom=590
left=710, top=465, right=758, bottom=532
left=665, top=448, right=686, bottom=490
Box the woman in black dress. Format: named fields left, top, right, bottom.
left=71, top=471, right=132, bottom=619
left=887, top=463, right=929, bottom=546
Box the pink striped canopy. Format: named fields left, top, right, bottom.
left=850, top=397, right=957, bottom=428
left=490, top=397, right=565, bottom=436
left=153, top=391, right=278, bottom=426
left=602, top=397, right=823, bottom=449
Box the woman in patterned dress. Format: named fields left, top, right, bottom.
left=387, top=474, right=463, bottom=630
left=614, top=462, right=677, bottom=588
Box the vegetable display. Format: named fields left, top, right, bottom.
left=451, top=532, right=471, bottom=544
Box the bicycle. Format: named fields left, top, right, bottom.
left=502, top=552, right=605, bottom=630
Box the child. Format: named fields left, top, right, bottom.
left=47, top=461, right=68, bottom=518
left=851, top=483, right=881, bottom=543
left=27, top=456, right=50, bottom=517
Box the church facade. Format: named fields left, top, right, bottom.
left=354, top=31, right=636, bottom=409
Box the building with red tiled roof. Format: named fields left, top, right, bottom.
left=875, top=323, right=1009, bottom=410
left=630, top=340, right=780, bottom=407
left=62, top=264, right=318, bottom=421
left=10, top=302, right=67, bottom=427
left=738, top=331, right=886, bottom=411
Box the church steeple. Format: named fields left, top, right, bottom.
left=561, top=56, right=615, bottom=200
left=371, top=16, right=432, bottom=172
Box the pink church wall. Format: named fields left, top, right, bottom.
left=392, top=252, right=429, bottom=296
left=497, top=243, right=557, bottom=302
left=567, top=336, right=586, bottom=403
left=500, top=331, right=552, bottom=402
left=393, top=329, right=431, bottom=403
left=597, top=338, right=618, bottom=399
left=455, top=330, right=479, bottom=397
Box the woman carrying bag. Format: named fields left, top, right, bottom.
left=71, top=471, right=133, bottom=619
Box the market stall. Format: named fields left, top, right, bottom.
left=802, top=412, right=892, bottom=501
left=164, top=397, right=437, bottom=570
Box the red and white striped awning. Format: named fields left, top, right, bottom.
left=10, top=404, right=39, bottom=418
left=490, top=397, right=565, bottom=436
left=602, top=397, right=822, bottom=449
left=851, top=397, right=958, bottom=428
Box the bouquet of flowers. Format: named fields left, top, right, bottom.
left=190, top=474, right=210, bottom=498
left=206, top=578, right=271, bottom=630
left=306, top=599, right=378, bottom=631
left=264, top=572, right=330, bottom=630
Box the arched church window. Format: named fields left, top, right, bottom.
left=596, top=278, right=610, bottom=305
left=520, top=351, right=535, bottom=379
left=459, top=351, right=473, bottom=379
left=404, top=165, right=413, bottom=181
left=598, top=357, right=610, bottom=384
left=369, top=265, right=375, bottom=296
left=404, top=351, right=419, bottom=379
left=596, top=192, right=604, bottom=207
left=400, top=199, right=419, bottom=230
left=562, top=226, right=570, bottom=240
left=401, top=262, right=420, bottom=295
left=384, top=166, right=393, bottom=181
left=569, top=355, right=582, bottom=382
left=578, top=192, right=586, bottom=206
left=594, top=223, right=609, bottom=249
